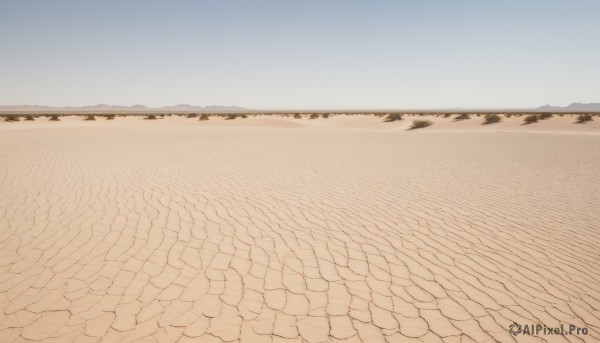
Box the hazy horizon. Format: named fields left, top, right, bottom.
left=1, top=0, right=599, bottom=109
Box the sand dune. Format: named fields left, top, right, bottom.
left=0, top=116, right=599, bottom=342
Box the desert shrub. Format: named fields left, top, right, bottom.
left=225, top=113, right=237, bottom=120
left=144, top=114, right=157, bottom=120
left=539, top=112, right=553, bottom=120
left=4, top=115, right=19, bottom=122
left=25, top=115, right=35, bottom=121
left=105, top=114, right=115, bottom=120
left=384, top=113, right=403, bottom=122
left=505, top=113, right=512, bottom=118
left=241, top=114, right=248, bottom=118
left=411, top=120, right=433, bottom=129
left=443, top=113, right=452, bottom=118
left=199, top=114, right=210, bottom=121
left=322, top=113, right=330, bottom=118
left=455, top=113, right=470, bottom=120
left=576, top=114, right=593, bottom=123
left=523, top=115, right=538, bottom=124
left=187, top=113, right=197, bottom=118
left=294, top=113, right=302, bottom=119
left=558, top=114, right=564, bottom=117
left=483, top=114, right=501, bottom=124
left=50, top=115, right=60, bottom=121
left=309, top=113, right=319, bottom=119
left=85, top=114, right=95, bottom=121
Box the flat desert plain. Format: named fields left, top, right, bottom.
left=0, top=115, right=599, bottom=343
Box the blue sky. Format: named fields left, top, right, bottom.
left=1, top=0, right=599, bottom=109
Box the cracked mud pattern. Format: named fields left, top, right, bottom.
left=1, top=126, right=599, bottom=342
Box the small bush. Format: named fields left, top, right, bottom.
left=25, top=115, right=35, bottom=121
left=144, top=115, right=157, bottom=120
left=539, top=112, right=553, bottom=120
left=483, top=114, right=501, bottom=124
left=241, top=114, right=248, bottom=118
left=309, top=113, right=319, bottom=119
left=50, top=115, right=60, bottom=121
left=322, top=113, right=330, bottom=118
left=384, top=113, right=403, bottom=122
left=187, top=113, right=197, bottom=118
left=4, top=115, right=19, bottom=122
left=455, top=114, right=470, bottom=120
left=576, top=114, right=593, bottom=123
left=199, top=114, right=210, bottom=121
left=411, top=120, right=433, bottom=129
left=225, top=113, right=237, bottom=120
left=294, top=113, right=302, bottom=119
left=523, top=115, right=538, bottom=124
left=505, top=113, right=512, bottom=118
left=85, top=115, right=95, bottom=121
left=105, top=114, right=115, bottom=120
left=443, top=113, right=452, bottom=118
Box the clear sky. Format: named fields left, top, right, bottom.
left=1, top=0, right=599, bottom=109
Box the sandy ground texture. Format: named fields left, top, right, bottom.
left=0, top=115, right=599, bottom=342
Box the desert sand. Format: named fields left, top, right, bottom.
left=0, top=115, right=599, bottom=342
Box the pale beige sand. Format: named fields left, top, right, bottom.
left=0, top=115, right=599, bottom=342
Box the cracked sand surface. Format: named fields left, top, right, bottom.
left=1, top=118, right=599, bottom=342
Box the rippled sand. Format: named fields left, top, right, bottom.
left=1, top=115, right=599, bottom=342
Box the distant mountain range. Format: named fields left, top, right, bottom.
left=537, top=103, right=600, bottom=111
left=0, top=104, right=247, bottom=112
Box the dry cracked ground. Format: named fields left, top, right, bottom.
left=0, top=122, right=599, bottom=342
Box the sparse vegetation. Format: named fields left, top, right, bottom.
left=455, top=113, right=470, bottom=120
left=483, top=114, right=501, bottom=124
left=187, top=113, right=197, bottom=118
left=322, top=113, right=330, bottom=118
left=443, top=113, right=452, bottom=118
left=105, top=114, right=115, bottom=120
left=241, top=114, right=248, bottom=118
left=50, top=115, right=60, bottom=121
left=294, top=113, right=302, bottom=119
left=309, top=113, right=319, bottom=119
left=384, top=113, right=403, bottom=122
left=4, top=115, right=19, bottom=122
left=539, top=112, right=553, bottom=120
left=411, top=120, right=433, bottom=129
left=199, top=114, right=210, bottom=121
left=85, top=114, right=95, bottom=121
left=505, top=113, right=512, bottom=118
left=225, top=113, right=237, bottom=120
left=523, top=115, right=538, bottom=124
left=144, top=114, right=157, bottom=120
left=25, top=115, right=35, bottom=121
left=576, top=114, right=593, bottom=123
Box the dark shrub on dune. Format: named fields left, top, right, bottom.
left=25, top=115, right=35, bottom=121
left=411, top=120, right=433, bottom=129
left=4, top=115, right=19, bottom=122
left=523, top=115, right=538, bottom=124
left=144, top=115, right=157, bottom=120
left=539, top=112, right=553, bottom=120
left=50, top=115, right=60, bottom=121
left=483, top=114, right=501, bottom=124
left=294, top=113, right=302, bottom=119
left=576, top=114, right=593, bottom=123
left=105, top=114, right=115, bottom=120
left=85, top=115, right=95, bottom=121
left=309, top=113, right=319, bottom=119
left=505, top=113, right=512, bottom=118
left=187, top=113, right=197, bottom=118
left=455, top=113, right=470, bottom=120
left=384, top=113, right=403, bottom=122
left=225, top=113, right=238, bottom=120
left=443, top=113, right=452, bottom=118
left=241, top=114, right=248, bottom=118
left=323, top=113, right=330, bottom=118
left=199, top=114, right=210, bottom=121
